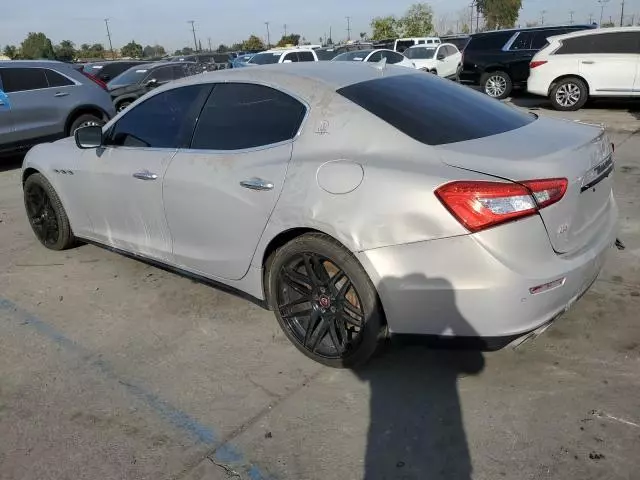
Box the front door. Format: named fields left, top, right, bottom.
left=79, top=83, right=211, bottom=262
left=164, top=82, right=308, bottom=281
left=0, top=89, right=12, bottom=143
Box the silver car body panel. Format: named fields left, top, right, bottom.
left=23, top=63, right=617, bottom=338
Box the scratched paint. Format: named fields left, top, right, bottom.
left=0, top=297, right=275, bottom=480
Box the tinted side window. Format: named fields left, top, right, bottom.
left=45, top=69, right=74, bottom=87
left=191, top=83, right=306, bottom=150
left=338, top=74, right=534, bottom=146
left=297, top=51, right=315, bottom=62
left=466, top=32, right=513, bottom=51
left=283, top=52, right=298, bottom=62
left=383, top=51, right=404, bottom=64
left=530, top=29, right=567, bottom=49
left=1, top=68, right=49, bottom=93
left=368, top=51, right=383, bottom=62
left=105, top=85, right=210, bottom=148
left=509, top=31, right=534, bottom=50
left=556, top=32, right=640, bottom=54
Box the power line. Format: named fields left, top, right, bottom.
left=104, top=18, right=114, bottom=59
left=346, top=16, right=351, bottom=41
left=188, top=20, right=198, bottom=52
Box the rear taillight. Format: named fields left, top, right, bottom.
left=435, top=178, right=567, bottom=232
left=81, top=71, right=108, bottom=90
left=530, top=60, right=548, bottom=69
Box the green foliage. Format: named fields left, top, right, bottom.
left=3, top=45, right=18, bottom=59
left=76, top=43, right=107, bottom=59
left=360, top=32, right=367, bottom=40
left=217, top=44, right=229, bottom=53
left=477, top=0, right=522, bottom=29
left=20, top=32, right=55, bottom=60
left=54, top=40, right=75, bottom=62
left=230, top=43, right=244, bottom=51
left=601, top=21, right=616, bottom=27
left=401, top=3, right=435, bottom=37
left=121, top=40, right=143, bottom=58
left=143, top=45, right=166, bottom=58
left=242, top=35, right=265, bottom=51
left=461, top=24, right=470, bottom=34
left=371, top=16, right=400, bottom=40
left=276, top=34, right=301, bottom=47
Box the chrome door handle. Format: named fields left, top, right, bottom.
left=581, top=61, right=595, bottom=64
left=54, top=92, right=70, bottom=97
left=133, top=170, right=158, bottom=181
left=240, top=178, right=274, bottom=191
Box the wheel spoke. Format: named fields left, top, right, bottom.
left=312, top=256, right=331, bottom=284
left=310, top=316, right=330, bottom=353
left=334, top=313, right=349, bottom=349
left=327, top=319, right=344, bottom=354
left=329, top=269, right=346, bottom=295
left=302, top=254, right=322, bottom=286
left=281, top=268, right=312, bottom=296
left=343, top=302, right=364, bottom=326
left=303, top=309, right=321, bottom=347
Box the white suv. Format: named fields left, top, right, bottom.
left=527, top=27, right=640, bottom=111
left=404, top=43, right=463, bottom=80
left=246, top=48, right=318, bottom=66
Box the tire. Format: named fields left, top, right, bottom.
left=481, top=71, right=512, bottom=99
left=117, top=101, right=132, bottom=113
left=429, top=69, right=438, bottom=75
left=23, top=173, right=76, bottom=251
left=266, top=233, right=384, bottom=368
left=68, top=114, right=103, bottom=135
left=549, top=77, right=588, bottom=111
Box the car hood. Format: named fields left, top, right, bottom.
left=108, top=83, right=140, bottom=96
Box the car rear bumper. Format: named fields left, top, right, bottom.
left=526, top=72, right=551, bottom=96
left=356, top=209, right=617, bottom=339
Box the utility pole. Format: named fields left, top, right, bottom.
left=569, top=10, right=575, bottom=24
left=188, top=21, right=198, bottom=52
left=329, top=26, right=332, bottom=44
left=104, top=18, right=114, bottom=59
left=541, top=10, right=547, bottom=25
left=208, top=37, right=212, bottom=52
left=284, top=24, right=287, bottom=37
left=346, top=16, right=352, bottom=41
left=589, top=12, right=594, bottom=23
left=599, top=0, right=610, bottom=26
left=620, top=0, right=625, bottom=26
left=265, top=22, right=271, bottom=47
left=470, top=1, right=475, bottom=33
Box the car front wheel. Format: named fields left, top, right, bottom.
left=69, top=114, right=104, bottom=135
left=266, top=233, right=384, bottom=368
left=481, top=71, right=512, bottom=99
left=549, top=77, right=588, bottom=111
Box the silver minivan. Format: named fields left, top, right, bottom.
left=0, top=60, right=116, bottom=155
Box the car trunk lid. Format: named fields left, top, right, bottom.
left=436, top=116, right=614, bottom=254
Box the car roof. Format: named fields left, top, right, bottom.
left=396, top=37, right=440, bottom=40
left=471, top=24, right=595, bottom=37
left=0, top=60, right=69, bottom=68
left=261, top=48, right=315, bottom=54
left=548, top=25, right=640, bottom=41
left=173, top=62, right=419, bottom=101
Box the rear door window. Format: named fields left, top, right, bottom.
left=297, top=51, right=315, bottom=62
left=190, top=83, right=306, bottom=150
left=382, top=51, right=404, bottom=64
left=466, top=31, right=513, bottom=51
left=283, top=52, right=299, bottom=62
left=337, top=73, right=534, bottom=146
left=148, top=66, right=174, bottom=83
left=45, top=69, right=74, bottom=87
left=509, top=31, right=534, bottom=50
left=0, top=68, right=49, bottom=93
left=367, top=51, right=383, bottom=62
left=531, top=29, right=569, bottom=50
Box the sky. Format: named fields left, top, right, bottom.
left=1, top=0, right=638, bottom=52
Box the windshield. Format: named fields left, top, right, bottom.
left=107, top=66, right=149, bottom=88
left=404, top=47, right=437, bottom=59
left=315, top=48, right=340, bottom=60
left=332, top=50, right=374, bottom=61
left=248, top=52, right=281, bottom=65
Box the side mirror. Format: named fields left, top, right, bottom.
left=437, top=53, right=445, bottom=60
left=75, top=125, right=103, bottom=149
left=283, top=59, right=293, bottom=63
left=145, top=78, right=158, bottom=88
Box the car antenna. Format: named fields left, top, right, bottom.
left=373, top=57, right=387, bottom=71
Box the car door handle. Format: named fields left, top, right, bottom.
left=133, top=170, right=158, bottom=181
left=54, top=92, right=70, bottom=97
left=581, top=61, right=595, bottom=64
left=240, top=178, right=274, bottom=191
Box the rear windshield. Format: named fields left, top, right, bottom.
left=337, top=74, right=535, bottom=146
left=404, top=47, right=437, bottom=59
left=107, top=66, right=149, bottom=88
left=248, top=52, right=281, bottom=65
left=332, top=50, right=373, bottom=61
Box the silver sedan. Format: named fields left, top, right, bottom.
left=22, top=62, right=617, bottom=367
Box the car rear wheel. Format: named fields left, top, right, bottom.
left=266, top=233, right=384, bottom=368
left=549, top=77, right=588, bottom=111
left=24, top=173, right=76, bottom=250
left=117, top=101, right=132, bottom=113
left=481, top=71, right=512, bottom=99
left=69, top=114, right=103, bottom=135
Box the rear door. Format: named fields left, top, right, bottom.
left=297, top=51, right=316, bottom=62
left=164, top=82, right=307, bottom=280
left=0, top=76, right=13, bottom=143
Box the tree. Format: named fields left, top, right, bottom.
left=601, top=21, right=616, bottom=27
left=90, top=43, right=105, bottom=58
left=276, top=34, right=301, bottom=47
left=20, top=32, right=55, bottom=60
left=143, top=44, right=166, bottom=58
left=217, top=44, right=229, bottom=53
left=54, top=40, right=76, bottom=62
left=461, top=24, right=470, bottom=34
left=242, top=35, right=265, bottom=51
left=370, top=16, right=400, bottom=40
left=180, top=47, right=194, bottom=55
left=477, top=0, right=522, bottom=29
left=525, top=21, right=539, bottom=27
left=3, top=45, right=17, bottom=59
left=121, top=40, right=143, bottom=58
left=360, top=32, right=367, bottom=40
left=400, top=3, right=435, bottom=37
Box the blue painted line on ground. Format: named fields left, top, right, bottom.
left=0, top=297, right=275, bottom=479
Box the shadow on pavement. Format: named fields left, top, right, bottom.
left=355, top=275, right=485, bottom=480
left=508, top=93, right=640, bottom=119
left=0, top=153, right=25, bottom=173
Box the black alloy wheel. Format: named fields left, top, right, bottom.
left=268, top=233, right=383, bottom=367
